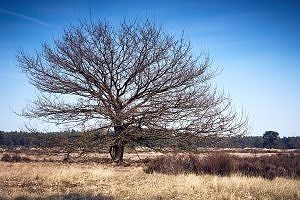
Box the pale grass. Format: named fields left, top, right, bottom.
left=0, top=161, right=299, bottom=200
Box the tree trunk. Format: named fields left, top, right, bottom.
left=109, top=144, right=124, bottom=163
left=109, top=122, right=126, bottom=163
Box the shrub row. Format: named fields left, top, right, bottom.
left=1, top=153, right=31, bottom=162
left=143, top=153, right=300, bottom=179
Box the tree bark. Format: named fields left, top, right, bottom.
left=109, top=144, right=124, bottom=163
left=109, top=123, right=126, bottom=163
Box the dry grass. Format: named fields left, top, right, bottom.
left=0, top=161, right=299, bottom=200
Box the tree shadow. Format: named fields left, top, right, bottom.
left=1, top=193, right=114, bottom=200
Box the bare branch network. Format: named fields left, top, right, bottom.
left=18, top=19, right=248, bottom=161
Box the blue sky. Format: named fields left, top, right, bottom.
left=0, top=0, right=299, bottom=136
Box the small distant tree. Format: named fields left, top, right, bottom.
left=263, top=131, right=279, bottom=148
left=17, top=19, right=248, bottom=162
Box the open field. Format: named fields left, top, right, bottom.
left=1, top=161, right=300, bottom=200
left=0, top=148, right=299, bottom=200
left=1, top=147, right=299, bottom=163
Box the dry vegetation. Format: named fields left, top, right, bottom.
left=144, top=152, right=300, bottom=179
left=0, top=161, right=299, bottom=200
left=0, top=149, right=299, bottom=200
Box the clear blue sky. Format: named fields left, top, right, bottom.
left=0, top=0, right=299, bottom=136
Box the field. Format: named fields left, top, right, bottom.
left=0, top=148, right=299, bottom=200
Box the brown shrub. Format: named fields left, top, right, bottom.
left=144, top=152, right=300, bottom=179
left=236, top=153, right=300, bottom=179
left=1, top=153, right=31, bottom=162
left=144, top=153, right=202, bottom=174
left=237, top=161, right=259, bottom=176
left=200, top=153, right=235, bottom=176
left=144, top=152, right=234, bottom=176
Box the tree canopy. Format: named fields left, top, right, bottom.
left=263, top=131, right=280, bottom=148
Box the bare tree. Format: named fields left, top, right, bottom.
left=17, top=19, right=248, bottom=162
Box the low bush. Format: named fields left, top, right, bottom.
left=201, top=153, right=235, bottom=176
left=144, top=152, right=234, bottom=176
left=144, top=152, right=300, bottom=179
left=237, top=153, right=300, bottom=179
left=1, top=153, right=31, bottom=162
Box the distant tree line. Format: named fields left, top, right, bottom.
left=0, top=131, right=78, bottom=148
left=212, top=136, right=300, bottom=149
left=0, top=130, right=299, bottom=149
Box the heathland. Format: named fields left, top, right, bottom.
left=0, top=148, right=299, bottom=200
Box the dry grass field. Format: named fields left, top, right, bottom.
left=0, top=149, right=299, bottom=200
left=1, top=161, right=300, bottom=200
